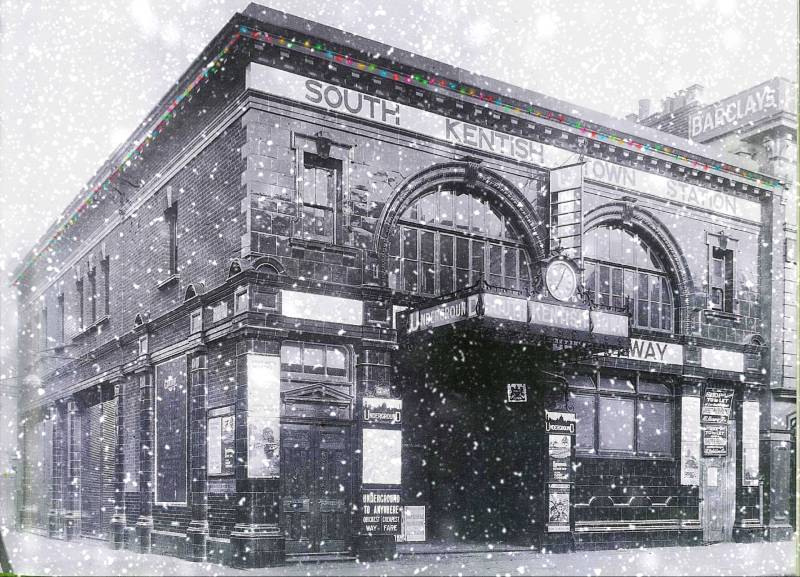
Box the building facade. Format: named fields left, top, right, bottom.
left=635, top=80, right=798, bottom=539
left=12, top=4, right=795, bottom=567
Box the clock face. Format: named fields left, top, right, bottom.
left=545, top=260, right=577, bottom=302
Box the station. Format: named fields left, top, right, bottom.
left=13, top=3, right=796, bottom=567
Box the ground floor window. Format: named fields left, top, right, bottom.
left=569, top=372, right=673, bottom=457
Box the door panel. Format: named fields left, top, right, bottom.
left=702, top=417, right=736, bottom=542
left=281, top=424, right=350, bottom=554
left=81, top=399, right=117, bottom=540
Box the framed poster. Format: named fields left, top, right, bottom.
left=155, top=356, right=188, bottom=504
left=548, top=434, right=571, bottom=482
left=680, top=395, right=701, bottom=485
left=401, top=506, right=426, bottom=542
left=247, top=354, right=281, bottom=478
left=742, top=401, right=760, bottom=486
left=361, top=489, right=401, bottom=535
left=547, top=483, right=570, bottom=532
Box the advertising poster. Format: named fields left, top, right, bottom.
left=680, top=395, right=701, bottom=485
left=703, top=424, right=728, bottom=457
left=701, top=387, right=734, bottom=424
left=547, top=483, right=570, bottom=532
left=401, top=506, right=426, bottom=542
left=548, top=434, right=571, bottom=482
left=742, top=401, right=760, bottom=486
left=247, top=355, right=281, bottom=478
left=155, top=357, right=188, bottom=504
left=208, top=413, right=236, bottom=476
left=361, top=489, right=402, bottom=535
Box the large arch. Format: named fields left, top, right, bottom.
left=374, top=162, right=547, bottom=281
left=583, top=202, right=695, bottom=335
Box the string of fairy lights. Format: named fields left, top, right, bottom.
left=234, top=24, right=781, bottom=188
left=20, top=32, right=242, bottom=275
left=20, top=23, right=781, bottom=277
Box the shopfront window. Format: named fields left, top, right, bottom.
left=570, top=373, right=673, bottom=457
left=388, top=188, right=532, bottom=295
left=583, top=225, right=674, bottom=332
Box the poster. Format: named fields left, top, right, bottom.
left=548, top=434, right=571, bottom=482
left=680, top=395, right=701, bottom=485
left=247, top=355, right=281, bottom=478
left=362, top=428, right=402, bottom=484
left=547, top=483, right=570, bottom=532
left=361, top=489, right=402, bottom=535
left=155, top=357, right=188, bottom=504
left=701, top=387, right=733, bottom=424
left=703, top=424, right=728, bottom=457
left=545, top=410, right=576, bottom=435
left=507, top=383, right=527, bottom=403
left=401, top=506, right=426, bottom=542
left=208, top=412, right=235, bottom=476
left=742, top=401, right=760, bottom=486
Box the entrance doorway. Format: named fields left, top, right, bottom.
left=701, top=416, right=736, bottom=542
left=280, top=423, right=351, bottom=554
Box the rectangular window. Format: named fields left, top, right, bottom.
left=57, top=294, right=65, bottom=344
left=572, top=373, right=673, bottom=457
left=76, top=278, right=85, bottom=331
left=710, top=246, right=734, bottom=312
left=598, top=397, right=635, bottom=452
left=88, top=269, right=97, bottom=326
left=40, top=308, right=48, bottom=350
left=101, top=258, right=110, bottom=318
left=190, top=310, right=202, bottom=334
left=138, top=335, right=148, bottom=357
left=166, top=204, right=178, bottom=275
left=207, top=406, right=235, bottom=476
left=280, top=341, right=350, bottom=382
left=637, top=400, right=672, bottom=455
left=296, top=153, right=341, bottom=243
left=234, top=286, right=249, bottom=314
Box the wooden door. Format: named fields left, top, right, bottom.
left=702, top=418, right=736, bottom=542
left=281, top=424, right=350, bottom=554
left=80, top=399, right=116, bottom=540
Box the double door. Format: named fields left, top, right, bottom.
left=281, top=423, right=351, bottom=554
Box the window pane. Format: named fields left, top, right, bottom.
left=471, top=197, right=486, bottom=233
left=304, top=345, right=325, bottom=374
left=503, top=248, right=517, bottom=279
left=440, top=265, right=454, bottom=294
left=489, top=244, right=503, bottom=275
left=573, top=394, right=596, bottom=453
left=598, top=397, right=635, bottom=452
left=596, top=227, right=609, bottom=261
left=454, top=194, right=470, bottom=230
left=598, top=376, right=635, bottom=393
left=281, top=343, right=302, bottom=372
left=419, top=194, right=437, bottom=225
left=420, top=231, right=435, bottom=263
left=326, top=346, right=347, bottom=377
left=440, top=235, right=454, bottom=266
left=403, top=228, right=418, bottom=259
left=456, top=238, right=470, bottom=269
left=403, top=259, right=418, bottom=293
left=486, top=205, right=502, bottom=237
left=439, top=190, right=453, bottom=226
left=637, top=400, right=672, bottom=454
left=471, top=241, right=485, bottom=284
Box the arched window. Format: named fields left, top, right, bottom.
left=388, top=187, right=532, bottom=295
left=583, top=225, right=674, bottom=332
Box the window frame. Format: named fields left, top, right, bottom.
left=389, top=189, right=532, bottom=296
left=583, top=225, right=675, bottom=332
left=280, top=340, right=352, bottom=384
left=295, top=152, right=342, bottom=244
left=570, top=371, right=674, bottom=459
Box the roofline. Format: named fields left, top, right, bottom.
left=14, top=3, right=787, bottom=284
left=11, top=12, right=251, bottom=285
left=241, top=3, right=769, bottom=172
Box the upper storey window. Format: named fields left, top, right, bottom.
left=295, top=152, right=341, bottom=244
left=388, top=188, right=532, bottom=295
left=583, top=226, right=674, bottom=333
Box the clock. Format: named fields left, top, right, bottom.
left=545, top=260, right=577, bottom=302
